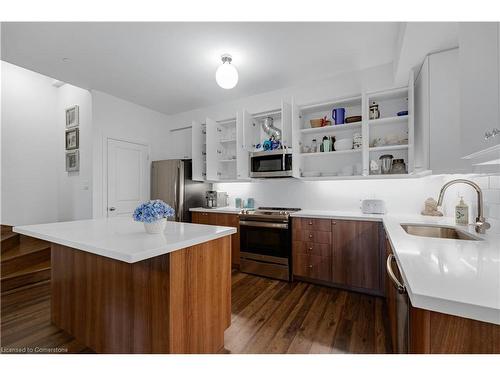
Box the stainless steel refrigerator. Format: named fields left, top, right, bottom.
left=151, top=159, right=210, bottom=222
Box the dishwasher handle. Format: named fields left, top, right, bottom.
left=386, top=254, right=406, bottom=294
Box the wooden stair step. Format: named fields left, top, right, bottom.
left=1, top=238, right=51, bottom=276
left=1, top=260, right=51, bottom=293
left=1, top=231, right=20, bottom=252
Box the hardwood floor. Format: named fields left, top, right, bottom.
left=0, top=271, right=391, bottom=354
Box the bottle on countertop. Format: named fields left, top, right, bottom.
left=455, top=196, right=469, bottom=225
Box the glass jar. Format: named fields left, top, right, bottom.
left=311, top=139, right=318, bottom=153
left=391, top=159, right=406, bottom=174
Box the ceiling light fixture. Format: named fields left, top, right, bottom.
left=215, top=54, right=238, bottom=89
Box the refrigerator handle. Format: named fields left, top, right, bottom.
left=177, top=161, right=185, bottom=222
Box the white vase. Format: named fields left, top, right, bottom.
left=143, top=218, right=167, bottom=234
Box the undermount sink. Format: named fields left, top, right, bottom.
left=401, top=224, right=482, bottom=241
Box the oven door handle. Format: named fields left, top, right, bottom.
left=239, top=220, right=288, bottom=229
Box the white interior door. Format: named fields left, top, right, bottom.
left=107, top=138, right=149, bottom=217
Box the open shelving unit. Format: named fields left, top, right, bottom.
left=191, top=72, right=418, bottom=182
left=291, top=71, right=415, bottom=180
left=292, top=95, right=365, bottom=178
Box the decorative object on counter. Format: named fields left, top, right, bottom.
left=132, top=199, right=175, bottom=234
left=65, top=150, right=79, bottom=172
left=421, top=197, right=443, bottom=216
left=361, top=199, right=386, bottom=214
left=353, top=132, right=362, bottom=149
left=65, top=128, right=79, bottom=150
left=370, top=159, right=380, bottom=174
left=455, top=196, right=469, bottom=225
left=332, top=107, right=346, bottom=125
left=65, top=105, right=79, bottom=128
left=309, top=116, right=331, bottom=128
left=369, top=101, right=380, bottom=120
left=235, top=197, right=242, bottom=208
left=345, top=115, right=362, bottom=123
left=334, top=137, right=353, bottom=151
left=390, top=159, right=407, bottom=174
left=379, top=154, right=393, bottom=174
left=397, top=110, right=408, bottom=116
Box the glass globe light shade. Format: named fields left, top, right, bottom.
left=216, top=59, right=238, bottom=89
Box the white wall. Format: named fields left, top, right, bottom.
left=1, top=62, right=59, bottom=225
left=91, top=91, right=172, bottom=218
left=57, top=85, right=93, bottom=221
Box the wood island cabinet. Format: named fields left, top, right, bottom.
left=292, top=217, right=383, bottom=296
left=192, top=211, right=240, bottom=268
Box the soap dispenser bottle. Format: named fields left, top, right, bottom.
left=455, top=196, right=469, bottom=225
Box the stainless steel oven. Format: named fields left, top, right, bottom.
left=249, top=148, right=293, bottom=178
left=239, top=207, right=300, bottom=281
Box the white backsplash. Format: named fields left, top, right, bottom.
left=215, top=173, right=500, bottom=234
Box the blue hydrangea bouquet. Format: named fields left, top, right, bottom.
left=133, top=200, right=175, bottom=234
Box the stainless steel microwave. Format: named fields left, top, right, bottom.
left=250, top=148, right=293, bottom=178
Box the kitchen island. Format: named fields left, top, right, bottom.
left=13, top=217, right=236, bottom=354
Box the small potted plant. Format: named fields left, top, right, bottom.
left=132, top=200, right=175, bottom=234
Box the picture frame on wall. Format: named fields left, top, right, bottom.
left=65, top=128, right=79, bottom=150
left=65, top=105, right=79, bottom=128
left=66, top=150, right=79, bottom=172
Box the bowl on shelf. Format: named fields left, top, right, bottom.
left=334, top=138, right=353, bottom=151
left=310, top=118, right=331, bottom=128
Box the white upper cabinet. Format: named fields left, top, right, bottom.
left=281, top=99, right=293, bottom=148
left=415, top=49, right=471, bottom=174
left=459, top=22, right=500, bottom=159
left=205, top=117, right=219, bottom=181
left=206, top=116, right=238, bottom=181
left=191, top=120, right=206, bottom=181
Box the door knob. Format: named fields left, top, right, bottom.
left=109, top=207, right=116, bottom=211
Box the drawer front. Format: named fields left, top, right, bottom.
left=293, top=253, right=331, bottom=281
left=293, top=241, right=331, bottom=257
left=298, top=230, right=332, bottom=244
left=292, top=218, right=332, bottom=232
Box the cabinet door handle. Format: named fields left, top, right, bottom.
left=386, top=254, right=406, bottom=294
left=332, top=221, right=337, bottom=225
left=308, top=221, right=313, bottom=225
left=309, top=234, right=313, bottom=239
left=308, top=264, right=313, bottom=268
left=308, top=247, right=313, bottom=251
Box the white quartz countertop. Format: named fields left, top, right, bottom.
left=290, top=209, right=500, bottom=325
left=13, top=216, right=236, bottom=264
left=190, top=207, right=242, bottom=214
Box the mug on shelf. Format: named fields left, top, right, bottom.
left=332, top=108, right=346, bottom=125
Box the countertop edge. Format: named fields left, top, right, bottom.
left=13, top=226, right=236, bottom=263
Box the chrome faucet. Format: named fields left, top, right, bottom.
left=437, top=179, right=490, bottom=234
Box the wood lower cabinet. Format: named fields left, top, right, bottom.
left=292, top=217, right=382, bottom=295
left=331, top=220, right=382, bottom=292
left=192, top=211, right=240, bottom=268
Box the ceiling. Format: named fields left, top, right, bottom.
left=1, top=22, right=401, bottom=115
